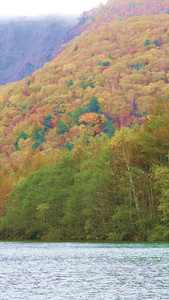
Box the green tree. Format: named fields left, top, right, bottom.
left=64, top=148, right=118, bottom=240
left=57, top=121, right=69, bottom=135
left=72, top=106, right=86, bottom=124
left=43, top=114, right=52, bottom=132
left=150, top=166, right=169, bottom=240
left=67, top=79, right=73, bottom=87
left=4, top=152, right=78, bottom=239
left=15, top=131, right=28, bottom=151
left=87, top=97, right=102, bottom=114
left=102, top=120, right=116, bottom=137
left=144, top=39, right=151, bottom=46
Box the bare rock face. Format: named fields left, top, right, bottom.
left=0, top=16, right=79, bottom=85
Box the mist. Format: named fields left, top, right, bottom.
left=0, top=13, right=79, bottom=26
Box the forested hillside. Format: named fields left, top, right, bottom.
left=0, top=0, right=169, bottom=241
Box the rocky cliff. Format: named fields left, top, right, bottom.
left=0, top=14, right=90, bottom=85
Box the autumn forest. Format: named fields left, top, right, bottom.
left=1, top=0, right=169, bottom=241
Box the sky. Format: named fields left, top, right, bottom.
left=0, top=0, right=108, bottom=18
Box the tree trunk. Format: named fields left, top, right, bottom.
left=122, top=142, right=141, bottom=220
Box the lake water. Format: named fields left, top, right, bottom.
left=0, top=242, right=169, bottom=299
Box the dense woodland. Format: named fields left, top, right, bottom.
left=1, top=0, right=169, bottom=241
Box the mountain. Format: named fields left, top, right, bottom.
left=0, top=13, right=93, bottom=86
left=0, top=0, right=168, bottom=158
left=1, top=0, right=169, bottom=240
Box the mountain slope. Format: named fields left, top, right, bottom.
left=0, top=0, right=169, bottom=218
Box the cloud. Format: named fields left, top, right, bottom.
left=0, top=0, right=107, bottom=18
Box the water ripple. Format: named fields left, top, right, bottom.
left=0, top=242, right=169, bottom=299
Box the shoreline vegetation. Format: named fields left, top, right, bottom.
left=1, top=239, right=169, bottom=244
left=1, top=110, right=169, bottom=242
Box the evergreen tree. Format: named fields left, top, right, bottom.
left=57, top=121, right=69, bottom=135
left=87, top=97, right=102, bottom=114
